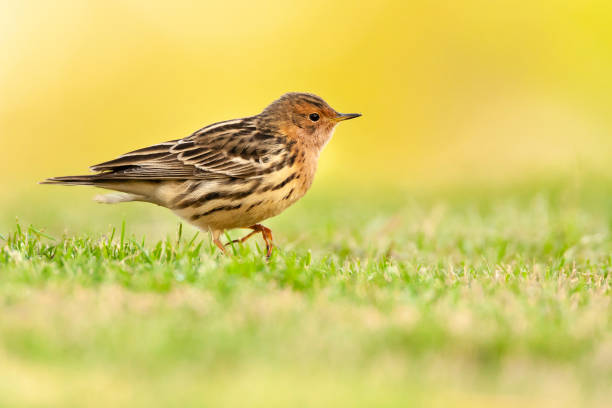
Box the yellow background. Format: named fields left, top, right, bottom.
left=2, top=0, right=612, bottom=192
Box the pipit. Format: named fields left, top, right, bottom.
left=42, top=93, right=361, bottom=257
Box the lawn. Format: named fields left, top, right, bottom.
left=1, top=179, right=611, bottom=407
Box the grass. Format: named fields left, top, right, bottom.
left=1, top=179, right=611, bottom=407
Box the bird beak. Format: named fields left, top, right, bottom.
left=333, top=112, right=362, bottom=122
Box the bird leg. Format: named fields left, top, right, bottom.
left=211, top=229, right=228, bottom=255
left=226, top=224, right=274, bottom=258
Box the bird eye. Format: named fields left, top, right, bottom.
left=309, top=113, right=320, bottom=122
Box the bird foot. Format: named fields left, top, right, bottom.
left=225, top=224, right=274, bottom=258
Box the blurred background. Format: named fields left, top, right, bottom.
left=2, top=0, right=612, bottom=198
left=3, top=3, right=612, bottom=406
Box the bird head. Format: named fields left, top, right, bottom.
left=260, top=92, right=361, bottom=151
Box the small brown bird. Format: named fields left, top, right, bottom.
left=42, top=93, right=361, bottom=257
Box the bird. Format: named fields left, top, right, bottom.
left=42, top=93, right=361, bottom=257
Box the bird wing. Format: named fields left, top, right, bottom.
left=89, top=118, right=288, bottom=180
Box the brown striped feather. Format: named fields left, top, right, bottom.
left=87, top=117, right=285, bottom=180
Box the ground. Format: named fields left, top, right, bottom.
left=1, top=179, right=611, bottom=407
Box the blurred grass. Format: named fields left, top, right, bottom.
left=1, top=179, right=612, bottom=407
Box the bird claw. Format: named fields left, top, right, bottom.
left=223, top=224, right=274, bottom=259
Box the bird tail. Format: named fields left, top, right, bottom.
left=40, top=175, right=156, bottom=205
left=40, top=175, right=101, bottom=186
